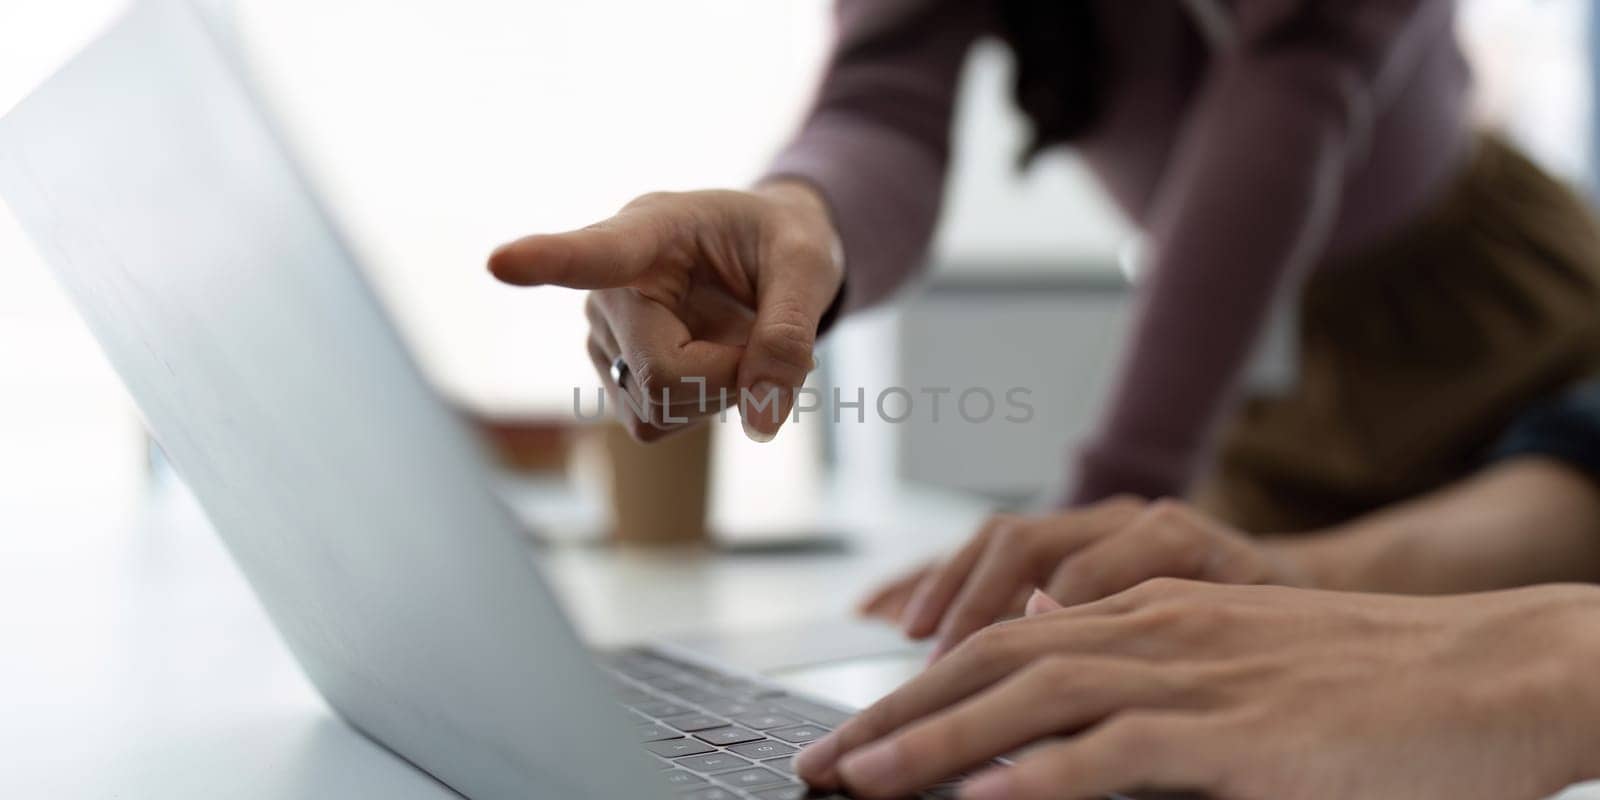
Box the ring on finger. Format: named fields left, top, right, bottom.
left=609, top=356, right=631, bottom=389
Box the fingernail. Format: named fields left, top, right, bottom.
left=793, top=733, right=840, bottom=781
left=740, top=381, right=783, bottom=443
left=838, top=740, right=902, bottom=791
left=961, top=769, right=1014, bottom=800
left=1025, top=588, right=1063, bottom=617
left=740, top=414, right=775, bottom=443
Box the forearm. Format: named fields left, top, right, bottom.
left=1268, top=459, right=1600, bottom=594
left=1071, top=55, right=1348, bottom=503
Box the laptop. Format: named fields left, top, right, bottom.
left=0, top=2, right=960, bottom=798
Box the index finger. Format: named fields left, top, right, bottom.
left=488, top=211, right=663, bottom=289
left=834, top=658, right=1196, bottom=799
left=793, top=618, right=1058, bottom=789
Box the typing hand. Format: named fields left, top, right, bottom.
left=488, top=182, right=842, bottom=443
left=802, top=581, right=1600, bottom=799
left=858, top=498, right=1307, bottom=660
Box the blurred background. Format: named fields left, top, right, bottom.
left=1, top=0, right=1595, bottom=537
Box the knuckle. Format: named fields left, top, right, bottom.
left=1138, top=598, right=1230, bottom=639
left=626, top=190, right=677, bottom=210
left=643, top=360, right=685, bottom=395
left=628, top=356, right=665, bottom=396
left=962, top=622, right=1024, bottom=668
left=1142, top=521, right=1207, bottom=570
left=1100, top=494, right=1147, bottom=515
left=754, top=313, right=816, bottom=372
left=1142, top=498, right=1194, bottom=527
left=1125, top=576, right=1190, bottom=603
left=1128, top=603, right=1189, bottom=638
left=1098, top=714, right=1171, bottom=761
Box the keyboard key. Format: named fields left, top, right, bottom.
left=728, top=740, right=797, bottom=760
left=644, top=738, right=715, bottom=759
left=673, top=752, right=752, bottom=773
left=714, top=767, right=787, bottom=790
left=752, top=786, right=810, bottom=800
left=768, top=724, right=829, bottom=744
left=761, top=756, right=793, bottom=774
left=733, top=713, right=800, bottom=731
left=695, top=726, right=765, bottom=746
left=662, top=713, right=730, bottom=732
left=636, top=723, right=679, bottom=742
left=679, top=788, right=739, bottom=800
left=633, top=699, right=694, bottom=718
left=661, top=770, right=707, bottom=788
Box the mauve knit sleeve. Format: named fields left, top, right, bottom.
left=1069, top=0, right=1455, bottom=505
left=765, top=0, right=991, bottom=313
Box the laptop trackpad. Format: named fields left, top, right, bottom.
left=766, top=650, right=927, bottom=710
left=664, top=618, right=929, bottom=710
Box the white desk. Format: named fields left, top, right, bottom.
left=3, top=476, right=1597, bottom=799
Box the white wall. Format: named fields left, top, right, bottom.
left=234, top=0, right=834, bottom=416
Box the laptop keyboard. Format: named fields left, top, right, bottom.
left=607, top=648, right=966, bottom=800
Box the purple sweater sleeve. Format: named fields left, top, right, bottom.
left=1068, top=0, right=1452, bottom=504
left=766, top=0, right=990, bottom=313
left=769, top=0, right=1451, bottom=503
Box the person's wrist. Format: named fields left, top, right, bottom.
left=1258, top=535, right=1350, bottom=590
left=1259, top=516, right=1432, bottom=593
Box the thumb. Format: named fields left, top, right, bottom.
left=735, top=249, right=839, bottom=443
left=1025, top=588, right=1064, bottom=617
left=488, top=210, right=662, bottom=290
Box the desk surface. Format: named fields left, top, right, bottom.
left=3, top=476, right=1596, bottom=799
